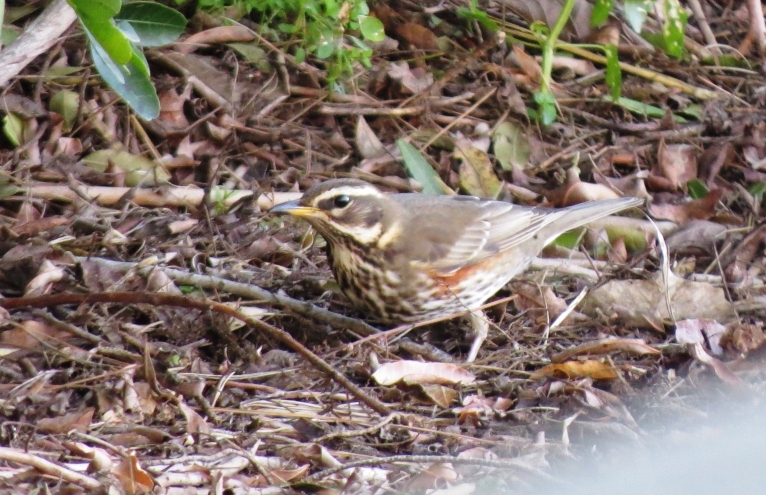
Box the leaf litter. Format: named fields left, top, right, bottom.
left=0, top=1, right=765, bottom=493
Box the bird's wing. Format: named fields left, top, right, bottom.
left=393, top=195, right=642, bottom=275
left=431, top=200, right=567, bottom=274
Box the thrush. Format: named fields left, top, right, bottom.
left=271, top=179, right=643, bottom=362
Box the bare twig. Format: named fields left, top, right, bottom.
left=72, top=256, right=380, bottom=338
left=0, top=0, right=77, bottom=88
left=0, top=447, right=101, bottom=490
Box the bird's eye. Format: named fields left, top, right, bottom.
left=333, top=195, right=351, bottom=208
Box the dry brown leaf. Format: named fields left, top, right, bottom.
left=653, top=141, right=698, bottom=189
left=453, top=395, right=514, bottom=421
left=112, top=451, right=155, bottom=494
left=158, top=88, right=190, bottom=128
left=454, top=136, right=503, bottom=199
left=355, top=116, right=386, bottom=159
left=25, top=259, right=65, bottom=296
left=583, top=272, right=735, bottom=329
left=689, top=343, right=742, bottom=384
left=167, top=218, right=198, bottom=234
left=266, top=465, right=310, bottom=484
left=0, top=320, right=73, bottom=350
left=388, top=61, right=433, bottom=94
left=698, top=142, right=733, bottom=184
left=64, top=442, right=113, bottom=473
left=666, top=220, right=727, bottom=253
left=37, top=408, right=94, bottom=434
left=720, top=322, right=766, bottom=355
left=571, top=383, right=638, bottom=427
left=394, top=22, right=438, bottom=50
left=406, top=462, right=460, bottom=491
left=372, top=360, right=475, bottom=386
left=12, top=216, right=70, bottom=236
left=550, top=337, right=660, bottom=363
left=648, top=189, right=723, bottom=224
left=511, top=45, right=542, bottom=83
left=179, top=25, right=255, bottom=53
left=179, top=401, right=211, bottom=435
left=513, top=283, right=569, bottom=324
left=532, top=360, right=618, bottom=380
left=421, top=384, right=458, bottom=408
left=546, top=168, right=620, bottom=206
left=675, top=319, right=726, bottom=355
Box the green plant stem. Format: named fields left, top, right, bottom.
left=540, top=0, right=576, bottom=94
left=501, top=21, right=720, bottom=100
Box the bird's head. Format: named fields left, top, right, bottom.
left=270, top=179, right=396, bottom=247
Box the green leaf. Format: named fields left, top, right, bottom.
left=80, top=17, right=133, bottom=65
left=68, top=0, right=121, bottom=21
left=603, top=44, right=621, bottom=100
left=687, top=178, right=708, bottom=199
left=534, top=91, right=558, bottom=126
left=492, top=121, right=530, bottom=173
left=115, top=2, right=186, bottom=47
left=316, top=31, right=335, bottom=59
left=50, top=90, right=80, bottom=131
left=662, top=0, right=687, bottom=58
left=359, top=15, right=384, bottom=42
left=606, top=96, right=688, bottom=122
left=553, top=230, right=585, bottom=249
left=591, top=0, right=614, bottom=26
left=2, top=113, right=23, bottom=147
left=294, top=47, right=306, bottom=63
left=83, top=149, right=170, bottom=185
left=748, top=181, right=766, bottom=203
left=89, top=31, right=160, bottom=120
left=678, top=104, right=704, bottom=120
left=623, top=0, right=652, bottom=33
left=396, top=139, right=451, bottom=195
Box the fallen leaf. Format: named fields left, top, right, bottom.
left=719, top=322, right=766, bottom=355
left=356, top=116, right=386, bottom=159
left=550, top=337, right=660, bottom=363
left=648, top=189, right=723, bottom=224
left=546, top=167, right=620, bottom=206
left=675, top=318, right=726, bottom=355
left=179, top=25, right=255, bottom=53
left=421, top=384, right=458, bottom=408
left=388, top=61, right=433, bottom=94
left=689, top=342, right=741, bottom=384
left=112, top=451, right=155, bottom=494
left=454, top=137, right=503, bottom=198
left=583, top=271, right=735, bottom=329
left=492, top=121, right=531, bottom=185
left=653, top=141, right=698, bottom=189
left=513, top=283, right=570, bottom=324
left=394, top=22, right=438, bottom=50
left=372, top=360, right=476, bottom=386
left=532, top=360, right=618, bottom=380
left=37, top=408, right=94, bottom=434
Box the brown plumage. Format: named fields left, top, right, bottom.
left=271, top=179, right=643, bottom=361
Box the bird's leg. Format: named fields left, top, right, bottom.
left=465, top=310, right=489, bottom=363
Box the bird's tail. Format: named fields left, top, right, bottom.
left=539, top=197, right=644, bottom=246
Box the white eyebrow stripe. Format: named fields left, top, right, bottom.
left=311, top=185, right=384, bottom=205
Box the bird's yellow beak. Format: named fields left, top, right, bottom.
left=270, top=199, right=318, bottom=218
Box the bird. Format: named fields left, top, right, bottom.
left=270, top=178, right=643, bottom=362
